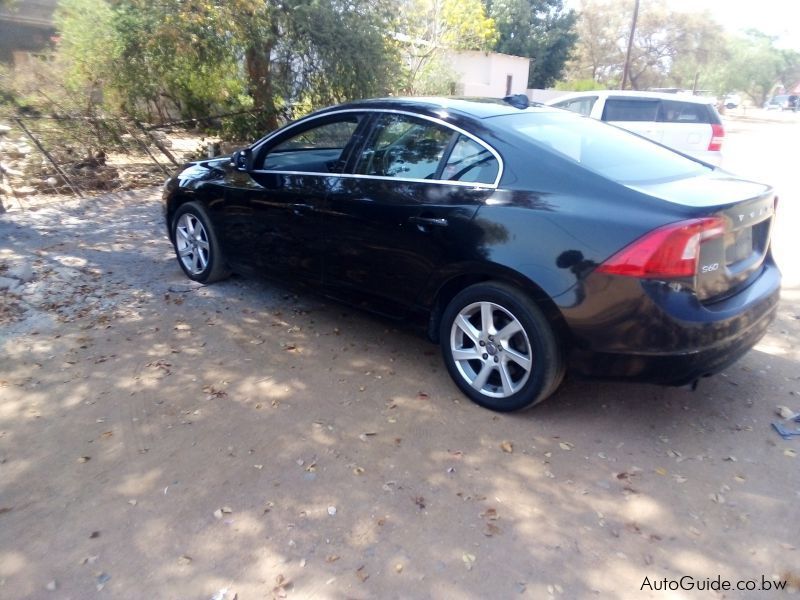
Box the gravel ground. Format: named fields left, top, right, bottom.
left=1, top=118, right=799, bottom=599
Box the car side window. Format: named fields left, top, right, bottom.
left=658, top=100, right=708, bottom=123
left=441, top=135, right=499, bottom=184
left=555, top=97, right=597, bottom=116
left=261, top=115, right=361, bottom=173
left=602, top=99, right=659, bottom=122
left=355, top=114, right=455, bottom=179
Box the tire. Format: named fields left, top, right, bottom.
left=439, top=282, right=564, bottom=412
left=171, top=201, right=231, bottom=284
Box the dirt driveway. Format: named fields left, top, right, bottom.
left=1, top=118, right=799, bottom=599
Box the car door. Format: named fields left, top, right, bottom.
left=601, top=97, right=663, bottom=143
left=322, top=112, right=500, bottom=314
left=220, top=112, right=367, bottom=284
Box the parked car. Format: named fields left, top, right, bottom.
left=163, top=97, right=780, bottom=412
left=545, top=90, right=725, bottom=166
left=724, top=94, right=740, bottom=109
left=764, top=95, right=798, bottom=111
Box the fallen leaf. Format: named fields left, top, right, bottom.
left=673, top=475, right=687, bottom=484
left=777, top=405, right=797, bottom=419
left=177, top=555, right=192, bottom=565
left=77, top=456, right=91, bottom=463
left=462, top=553, right=476, bottom=570
left=89, top=531, right=100, bottom=539
left=785, top=449, right=797, bottom=458
left=353, top=466, right=365, bottom=475
left=413, top=496, right=426, bottom=509
left=500, top=441, right=514, bottom=453
left=559, top=442, right=573, bottom=451
left=325, top=555, right=340, bottom=563
left=395, top=563, right=403, bottom=574
left=655, top=467, right=667, bottom=476
left=327, top=505, right=337, bottom=516
left=480, top=507, right=498, bottom=520
left=356, top=565, right=369, bottom=582
left=484, top=522, right=502, bottom=536
left=417, top=392, right=429, bottom=400
left=710, top=493, right=726, bottom=504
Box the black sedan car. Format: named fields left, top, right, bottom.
left=163, top=97, right=780, bottom=412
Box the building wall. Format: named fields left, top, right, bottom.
left=447, top=51, right=530, bottom=98
left=0, top=0, right=58, bottom=66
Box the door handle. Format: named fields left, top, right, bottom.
left=409, top=216, right=449, bottom=228
left=289, top=203, right=314, bottom=216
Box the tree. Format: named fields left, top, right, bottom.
left=489, top=0, right=578, bottom=88
left=565, top=0, right=724, bottom=91
left=713, top=30, right=799, bottom=106
left=400, top=0, right=497, bottom=94
left=54, top=0, right=403, bottom=129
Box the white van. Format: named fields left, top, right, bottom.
left=545, top=91, right=724, bottom=166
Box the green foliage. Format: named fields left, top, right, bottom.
left=711, top=31, right=799, bottom=106
left=554, top=78, right=607, bottom=91
left=489, top=0, right=578, bottom=88
left=562, top=0, right=800, bottom=102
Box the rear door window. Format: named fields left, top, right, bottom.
left=355, top=114, right=455, bottom=180
left=553, top=96, right=598, bottom=117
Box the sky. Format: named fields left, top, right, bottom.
left=568, top=0, right=800, bottom=51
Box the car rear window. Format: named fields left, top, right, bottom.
left=602, top=98, right=659, bottom=121
left=496, top=111, right=711, bottom=184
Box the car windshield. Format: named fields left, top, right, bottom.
left=494, top=111, right=712, bottom=184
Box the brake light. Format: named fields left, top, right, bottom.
left=597, top=217, right=725, bottom=278
left=708, top=123, right=724, bottom=151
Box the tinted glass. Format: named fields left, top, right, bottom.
left=262, top=116, right=360, bottom=172
left=356, top=114, right=454, bottom=179
left=441, top=135, right=499, bottom=184
left=603, top=99, right=659, bottom=122
left=658, top=100, right=710, bottom=123
left=498, top=111, right=710, bottom=184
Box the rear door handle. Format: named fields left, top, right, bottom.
left=409, top=216, right=449, bottom=228
left=289, top=203, right=314, bottom=216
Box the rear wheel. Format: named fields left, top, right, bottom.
left=440, top=282, right=564, bottom=412
left=171, top=202, right=230, bottom=283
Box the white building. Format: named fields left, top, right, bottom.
left=447, top=51, right=530, bottom=98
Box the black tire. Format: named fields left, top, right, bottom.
left=439, top=281, right=564, bottom=412
left=171, top=201, right=231, bottom=284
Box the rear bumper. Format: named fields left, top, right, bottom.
left=564, top=261, right=781, bottom=385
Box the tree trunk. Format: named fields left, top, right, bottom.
left=245, top=40, right=278, bottom=131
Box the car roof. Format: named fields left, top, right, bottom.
left=546, top=90, right=716, bottom=105
left=316, top=97, right=557, bottom=120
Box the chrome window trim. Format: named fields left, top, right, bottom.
left=250, top=108, right=504, bottom=188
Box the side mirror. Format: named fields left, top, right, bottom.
left=232, top=147, right=253, bottom=171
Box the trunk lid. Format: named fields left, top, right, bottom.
left=630, top=174, right=775, bottom=302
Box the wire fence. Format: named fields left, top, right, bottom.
left=0, top=109, right=271, bottom=210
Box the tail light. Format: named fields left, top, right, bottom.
left=597, top=217, right=725, bottom=278
left=708, top=123, right=724, bottom=151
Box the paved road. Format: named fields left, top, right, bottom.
left=0, top=119, right=798, bottom=599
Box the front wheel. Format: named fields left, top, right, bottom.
left=440, top=282, right=564, bottom=412
left=171, top=201, right=230, bottom=284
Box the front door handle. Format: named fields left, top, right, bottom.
left=409, top=216, right=449, bottom=228
left=289, top=203, right=314, bottom=216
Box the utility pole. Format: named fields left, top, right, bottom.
left=621, top=0, right=640, bottom=90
